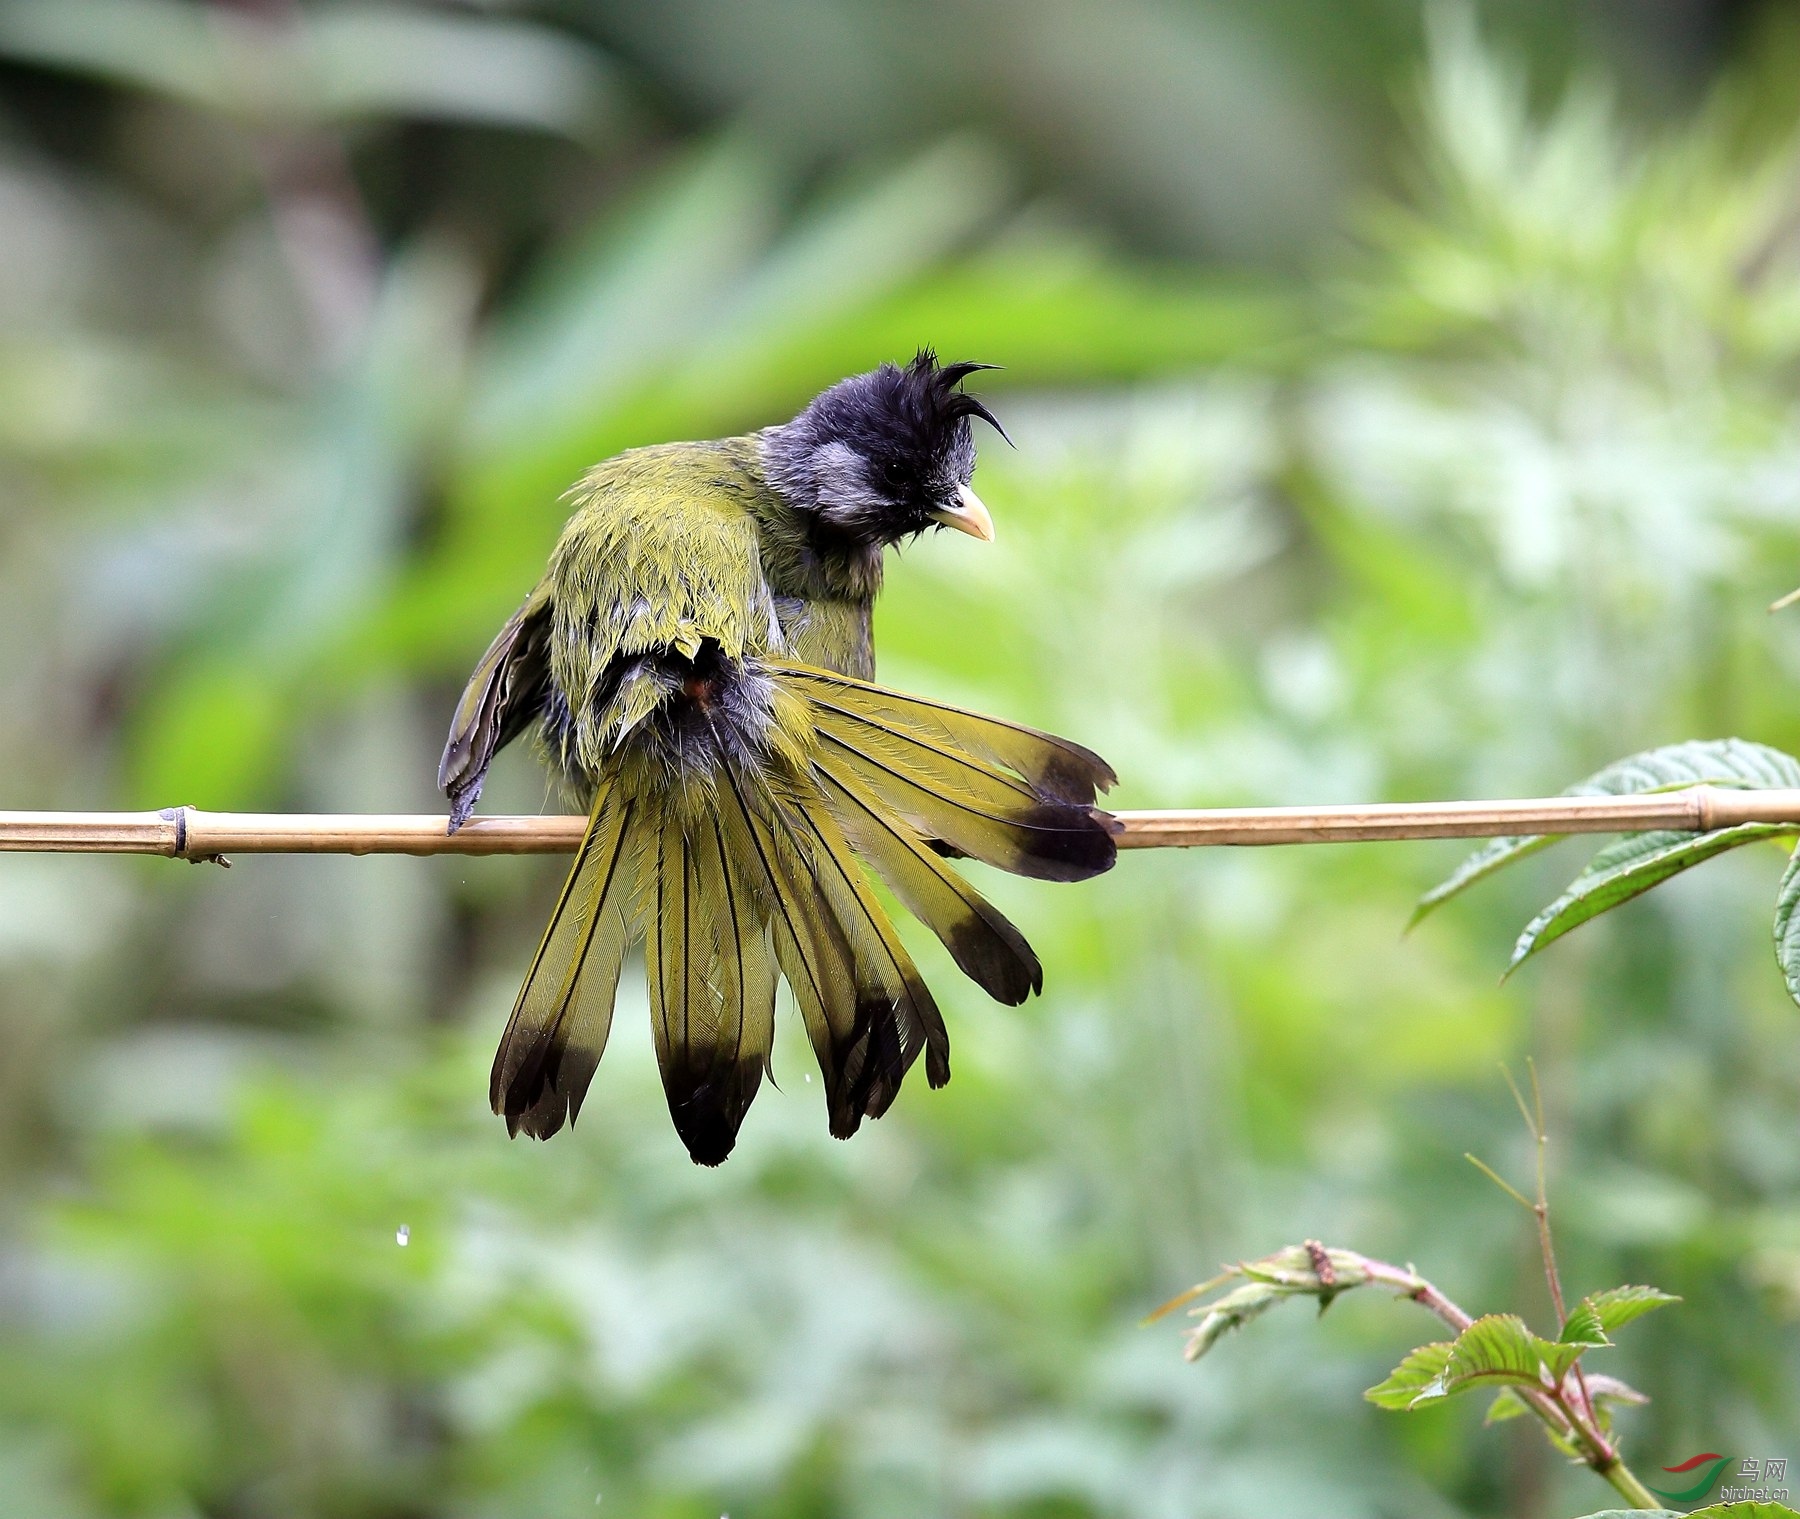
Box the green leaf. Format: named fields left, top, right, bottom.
left=1559, top=1300, right=1610, bottom=1345
left=1670, top=1506, right=1800, bottom=1519
left=1414, top=739, right=1800, bottom=928
left=1568, top=1511, right=1680, bottom=1518
left=1533, top=1338, right=1589, bottom=1382
left=1484, top=1387, right=1531, bottom=1424
left=1410, top=831, right=1562, bottom=928
left=1506, top=822, right=1792, bottom=976
left=1411, top=1314, right=1548, bottom=1405
left=1775, top=845, right=1800, bottom=1008
left=1583, top=1284, right=1681, bottom=1334
left=1365, top=1341, right=1454, bottom=1410
left=1526, top=1300, right=1611, bottom=1380
left=1617, top=739, right=1800, bottom=791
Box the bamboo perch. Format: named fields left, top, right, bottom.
left=5, top=787, right=1800, bottom=859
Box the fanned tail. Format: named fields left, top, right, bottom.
left=477, top=647, right=1118, bottom=1164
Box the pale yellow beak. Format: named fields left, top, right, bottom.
left=929, top=482, right=996, bottom=542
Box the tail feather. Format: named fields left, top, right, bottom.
left=815, top=763, right=1041, bottom=1005
left=783, top=664, right=1117, bottom=883
left=787, top=793, right=949, bottom=1107
left=490, top=781, right=634, bottom=1138
left=721, top=760, right=942, bottom=1136
left=679, top=801, right=775, bottom=1163
left=779, top=664, right=1117, bottom=804
left=633, top=794, right=754, bottom=1166
left=720, top=763, right=865, bottom=1139
left=808, top=714, right=1117, bottom=882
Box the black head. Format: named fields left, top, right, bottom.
left=762, top=350, right=1008, bottom=549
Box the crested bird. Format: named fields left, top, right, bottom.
left=440, top=352, right=1118, bottom=1165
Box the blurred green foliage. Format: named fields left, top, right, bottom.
left=4, top=3, right=1800, bottom=1516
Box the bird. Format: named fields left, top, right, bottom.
left=439, top=352, right=1118, bottom=1165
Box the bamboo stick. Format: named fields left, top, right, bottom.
left=3, top=787, right=1800, bottom=859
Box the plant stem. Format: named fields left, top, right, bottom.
left=1516, top=1062, right=1607, bottom=1436
left=1173, top=1242, right=1666, bottom=1509
left=1359, top=1258, right=1472, bottom=1331
left=1357, top=1254, right=1657, bottom=1499
left=1357, top=1258, right=1582, bottom=1447
left=1596, top=1456, right=1662, bottom=1511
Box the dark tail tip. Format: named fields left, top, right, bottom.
left=681, top=1126, right=737, bottom=1167
left=665, top=1059, right=763, bottom=1167
left=501, top=1079, right=574, bottom=1141
left=1013, top=803, right=1120, bottom=882
left=926, top=1043, right=950, bottom=1088
left=1034, top=747, right=1119, bottom=805
left=944, top=916, right=1040, bottom=1006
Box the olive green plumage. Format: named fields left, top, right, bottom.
left=442, top=355, right=1117, bottom=1164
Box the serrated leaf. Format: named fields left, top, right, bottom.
left=1584, top=1284, right=1680, bottom=1334
left=1527, top=1300, right=1610, bottom=1381
left=1775, top=846, right=1800, bottom=1009
left=1411, top=1314, right=1548, bottom=1404
left=1484, top=1387, right=1531, bottom=1424
left=1559, top=1300, right=1611, bottom=1346
left=1534, top=1336, right=1593, bottom=1381
left=1507, top=822, right=1790, bottom=976
left=1365, top=1341, right=1454, bottom=1409
left=1684, top=1506, right=1800, bottom=1519
left=1414, top=739, right=1800, bottom=928
left=1594, top=738, right=1800, bottom=792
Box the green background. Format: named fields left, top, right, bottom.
left=2, top=2, right=1799, bottom=1514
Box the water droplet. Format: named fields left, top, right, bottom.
left=395, top=1224, right=410, bottom=1247
left=804, top=1073, right=812, bottom=1083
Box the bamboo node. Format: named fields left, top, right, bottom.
left=161, top=805, right=229, bottom=866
